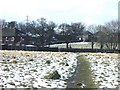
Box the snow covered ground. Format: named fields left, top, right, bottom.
left=0, top=50, right=78, bottom=89
left=0, top=50, right=119, bottom=89
left=83, top=53, right=119, bottom=88
left=49, top=42, right=91, bottom=48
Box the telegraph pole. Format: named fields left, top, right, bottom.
left=26, top=16, right=29, bottom=23
left=26, top=15, right=29, bottom=32
left=26, top=15, right=29, bottom=26
left=0, top=19, right=2, bottom=50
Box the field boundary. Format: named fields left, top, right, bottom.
left=1, top=45, right=120, bottom=53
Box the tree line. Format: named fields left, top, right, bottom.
left=1, top=18, right=119, bottom=50
left=88, top=20, right=119, bottom=50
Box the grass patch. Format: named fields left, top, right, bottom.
left=68, top=54, right=99, bottom=88
left=76, top=55, right=98, bottom=88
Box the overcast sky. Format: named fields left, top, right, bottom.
left=0, top=0, right=118, bottom=25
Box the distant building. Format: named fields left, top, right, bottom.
left=1, top=28, right=30, bottom=46
left=81, top=31, right=93, bottom=42
left=78, top=31, right=92, bottom=42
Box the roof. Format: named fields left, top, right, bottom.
left=1, top=28, right=26, bottom=37
left=2, top=28, right=15, bottom=36
left=83, top=31, right=93, bottom=35
left=15, top=29, right=26, bottom=36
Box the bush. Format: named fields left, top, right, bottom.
left=59, top=62, right=69, bottom=66
left=44, top=70, right=61, bottom=79
left=29, top=59, right=34, bottom=61
left=45, top=60, right=51, bottom=64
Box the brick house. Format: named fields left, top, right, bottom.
left=1, top=28, right=30, bottom=46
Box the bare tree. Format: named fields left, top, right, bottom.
left=95, top=20, right=119, bottom=50
left=47, top=21, right=57, bottom=47
left=59, top=23, right=72, bottom=48
left=87, top=25, right=97, bottom=49
left=105, top=20, right=119, bottom=49
left=37, top=18, right=48, bottom=47
left=71, top=22, right=85, bottom=41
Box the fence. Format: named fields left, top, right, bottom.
left=1, top=45, right=120, bottom=53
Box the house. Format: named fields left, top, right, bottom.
left=1, top=28, right=31, bottom=47
left=82, top=31, right=93, bottom=42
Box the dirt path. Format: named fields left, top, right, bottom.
left=66, top=54, right=97, bottom=89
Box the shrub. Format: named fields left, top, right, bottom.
left=45, top=60, right=51, bottom=64
left=59, top=62, right=69, bottom=66
left=29, top=59, right=34, bottom=61
left=44, top=70, right=61, bottom=79
left=30, top=69, right=37, bottom=72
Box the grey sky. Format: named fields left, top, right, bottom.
left=0, top=0, right=118, bottom=25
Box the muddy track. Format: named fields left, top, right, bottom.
left=66, top=55, right=96, bottom=89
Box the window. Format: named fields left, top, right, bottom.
left=11, top=37, right=15, bottom=41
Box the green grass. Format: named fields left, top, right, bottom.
left=66, top=54, right=99, bottom=89
left=77, top=55, right=98, bottom=88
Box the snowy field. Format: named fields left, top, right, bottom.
left=0, top=50, right=119, bottom=89
left=0, top=50, right=78, bottom=89
left=81, top=53, right=119, bottom=88
left=50, top=42, right=93, bottom=48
